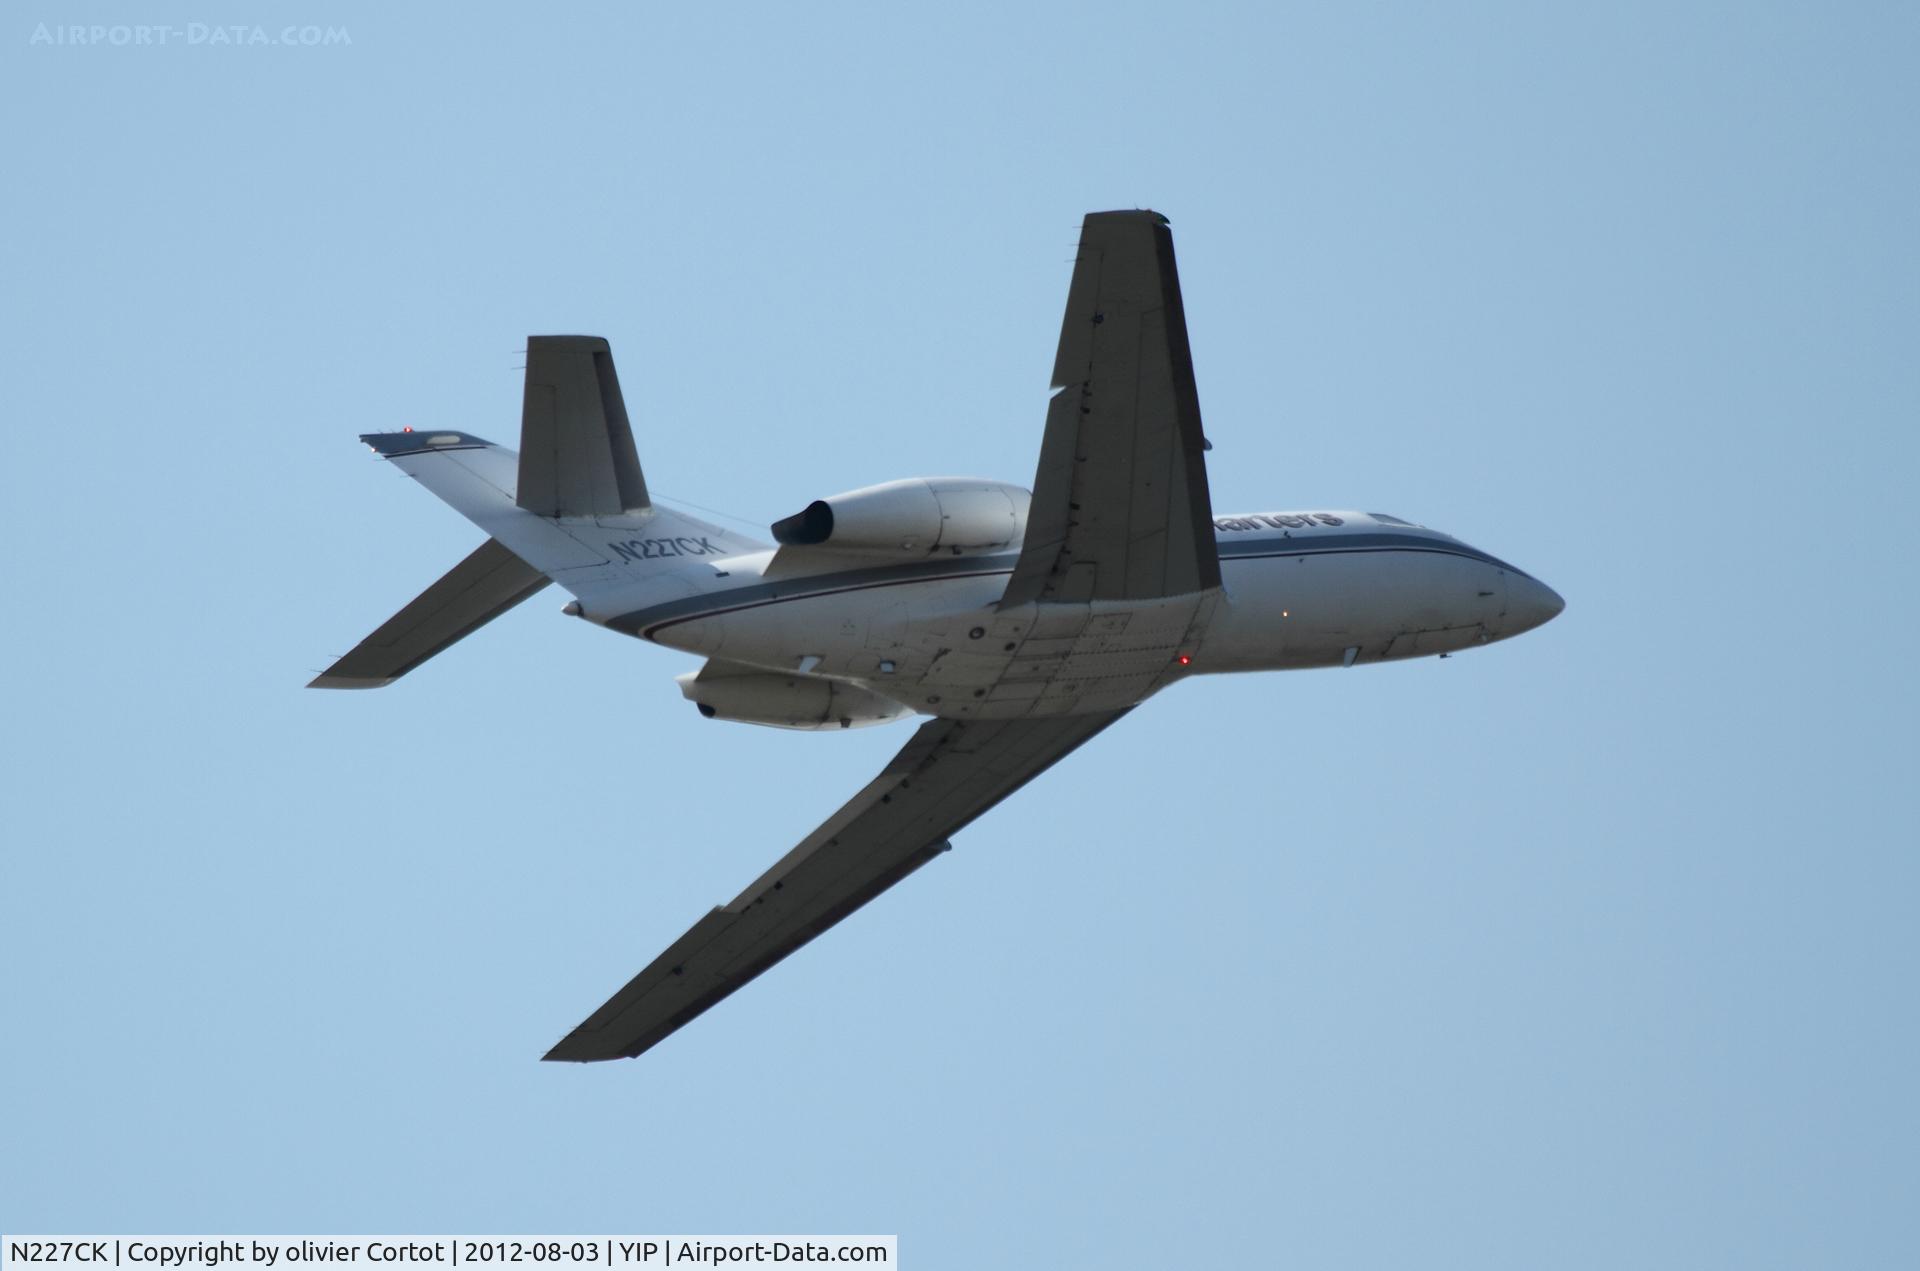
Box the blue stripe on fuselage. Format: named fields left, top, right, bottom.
left=1214, top=530, right=1529, bottom=577
left=612, top=529, right=1527, bottom=639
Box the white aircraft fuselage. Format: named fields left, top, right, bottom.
left=556, top=498, right=1563, bottom=730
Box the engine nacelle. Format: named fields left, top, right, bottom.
left=771, top=478, right=1029, bottom=557
left=675, top=669, right=915, bottom=731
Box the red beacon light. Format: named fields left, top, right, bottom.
left=1177, top=653, right=1192, bottom=667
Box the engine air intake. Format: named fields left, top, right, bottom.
left=771, top=500, right=835, bottom=545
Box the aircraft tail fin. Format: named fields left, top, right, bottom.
left=312, top=336, right=764, bottom=687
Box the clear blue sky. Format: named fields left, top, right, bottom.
left=3, top=3, right=1915, bottom=1266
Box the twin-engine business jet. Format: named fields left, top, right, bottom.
left=313, top=211, right=1563, bottom=1062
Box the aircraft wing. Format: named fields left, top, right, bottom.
left=544, top=709, right=1127, bottom=1062
left=1002, top=210, right=1221, bottom=606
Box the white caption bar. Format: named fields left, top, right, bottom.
left=2, top=1239, right=896, bottom=1269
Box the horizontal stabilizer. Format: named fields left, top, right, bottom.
left=517, top=335, right=650, bottom=517
left=309, top=538, right=549, bottom=688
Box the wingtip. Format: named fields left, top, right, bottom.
left=541, top=1035, right=617, bottom=1063
left=525, top=334, right=611, bottom=353
left=1083, top=208, right=1170, bottom=226
left=307, top=673, right=395, bottom=689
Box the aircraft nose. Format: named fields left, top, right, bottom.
left=1504, top=573, right=1565, bottom=637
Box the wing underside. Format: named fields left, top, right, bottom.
left=544, top=709, right=1127, bottom=1061
left=1003, top=210, right=1221, bottom=606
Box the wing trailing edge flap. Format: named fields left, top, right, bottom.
left=308, top=537, right=549, bottom=688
